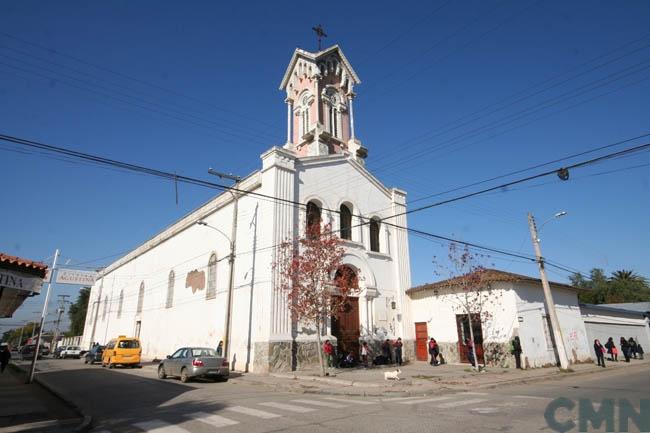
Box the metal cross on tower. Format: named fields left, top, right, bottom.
left=312, top=25, right=327, bottom=51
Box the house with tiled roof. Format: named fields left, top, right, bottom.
left=0, top=253, right=48, bottom=318
left=407, top=268, right=592, bottom=368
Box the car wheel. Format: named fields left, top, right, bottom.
left=180, top=368, right=189, bottom=383
left=158, top=365, right=167, bottom=379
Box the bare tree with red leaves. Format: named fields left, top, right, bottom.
left=274, top=223, right=359, bottom=376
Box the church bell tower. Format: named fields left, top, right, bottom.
left=279, top=45, right=367, bottom=162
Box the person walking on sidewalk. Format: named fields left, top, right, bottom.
left=637, top=344, right=644, bottom=360
left=0, top=345, right=10, bottom=373
left=428, top=338, right=439, bottom=365
left=393, top=338, right=403, bottom=366
left=628, top=338, right=638, bottom=359
left=620, top=337, right=631, bottom=362
left=510, top=336, right=523, bottom=369
left=594, top=339, right=606, bottom=368
left=216, top=340, right=223, bottom=357
left=605, top=337, right=618, bottom=361
left=381, top=339, right=392, bottom=364
left=323, top=340, right=334, bottom=369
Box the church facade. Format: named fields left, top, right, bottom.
left=81, top=45, right=414, bottom=372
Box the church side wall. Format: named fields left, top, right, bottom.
left=82, top=189, right=271, bottom=372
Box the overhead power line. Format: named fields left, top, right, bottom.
left=3, top=132, right=644, bottom=276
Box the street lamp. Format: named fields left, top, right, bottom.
left=196, top=220, right=236, bottom=366
left=527, top=211, right=570, bottom=370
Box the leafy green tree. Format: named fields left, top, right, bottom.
left=573, top=268, right=650, bottom=304
left=67, top=287, right=91, bottom=336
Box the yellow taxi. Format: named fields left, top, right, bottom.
left=101, top=336, right=142, bottom=368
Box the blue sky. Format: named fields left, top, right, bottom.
left=1, top=0, right=649, bottom=334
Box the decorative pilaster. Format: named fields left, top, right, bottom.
left=285, top=98, right=293, bottom=147
left=347, top=92, right=356, bottom=140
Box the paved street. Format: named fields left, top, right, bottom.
left=16, top=359, right=650, bottom=433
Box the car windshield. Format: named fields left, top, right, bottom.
left=69, top=346, right=80, bottom=350
left=117, top=340, right=139, bottom=349
left=191, top=348, right=217, bottom=357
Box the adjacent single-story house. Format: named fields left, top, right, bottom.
left=580, top=303, right=650, bottom=351
left=0, top=253, right=47, bottom=318
left=407, top=269, right=592, bottom=368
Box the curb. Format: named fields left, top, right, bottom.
left=243, top=360, right=650, bottom=397
left=9, top=362, right=93, bottom=432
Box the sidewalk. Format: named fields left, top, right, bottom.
left=235, top=358, right=650, bottom=396
left=0, top=364, right=86, bottom=433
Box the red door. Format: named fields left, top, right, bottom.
left=456, top=314, right=485, bottom=364
left=331, top=297, right=360, bottom=359
left=415, top=322, right=428, bottom=361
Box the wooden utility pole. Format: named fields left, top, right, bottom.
left=527, top=213, right=570, bottom=370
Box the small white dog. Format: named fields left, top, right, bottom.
left=384, top=369, right=402, bottom=381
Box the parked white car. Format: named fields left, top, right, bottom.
left=60, top=346, right=82, bottom=359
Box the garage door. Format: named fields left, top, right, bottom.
left=584, top=321, right=650, bottom=350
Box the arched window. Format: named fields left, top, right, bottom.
left=136, top=282, right=145, bottom=313
left=166, top=270, right=175, bottom=308
left=325, top=89, right=341, bottom=138
left=117, top=290, right=123, bottom=318
left=300, top=93, right=311, bottom=137
left=206, top=253, right=217, bottom=299
left=306, top=201, right=321, bottom=238
left=102, top=296, right=108, bottom=320
left=369, top=218, right=381, bottom=252
left=340, top=204, right=352, bottom=240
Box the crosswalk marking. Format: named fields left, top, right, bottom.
left=226, top=405, right=281, bottom=419
left=512, top=395, right=549, bottom=400
left=259, top=402, right=316, bottom=413
left=292, top=399, right=346, bottom=408
left=323, top=397, right=377, bottom=405
left=471, top=407, right=501, bottom=414
left=461, top=392, right=489, bottom=396
left=187, top=412, right=239, bottom=428
left=398, top=396, right=453, bottom=405
left=133, top=420, right=191, bottom=433
left=437, top=398, right=488, bottom=409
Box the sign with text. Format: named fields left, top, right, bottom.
left=0, top=269, right=43, bottom=293
left=55, top=269, right=98, bottom=285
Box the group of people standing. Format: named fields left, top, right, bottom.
left=594, top=337, right=644, bottom=367
left=322, top=338, right=405, bottom=370
left=427, top=338, right=446, bottom=366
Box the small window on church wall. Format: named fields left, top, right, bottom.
left=117, top=290, right=123, bottom=318
left=340, top=204, right=352, bottom=240
left=302, top=109, right=310, bottom=136
left=166, top=270, right=175, bottom=308
left=306, top=201, right=321, bottom=238
left=136, top=282, right=145, bottom=313
left=369, top=218, right=381, bottom=252
left=206, top=254, right=217, bottom=300
left=102, top=296, right=108, bottom=320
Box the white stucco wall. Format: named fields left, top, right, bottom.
left=408, top=282, right=517, bottom=344
left=514, top=282, right=591, bottom=367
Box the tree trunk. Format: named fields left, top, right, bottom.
left=315, top=318, right=326, bottom=376
left=467, top=310, right=479, bottom=372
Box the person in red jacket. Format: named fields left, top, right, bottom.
left=428, top=338, right=439, bottom=366
left=323, top=340, right=334, bottom=368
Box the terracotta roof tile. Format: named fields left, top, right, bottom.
left=407, top=268, right=582, bottom=295
left=0, top=253, right=48, bottom=277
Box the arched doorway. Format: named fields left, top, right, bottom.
left=331, top=266, right=360, bottom=361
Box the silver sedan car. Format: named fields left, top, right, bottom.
left=158, top=347, right=229, bottom=383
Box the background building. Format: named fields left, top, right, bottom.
left=0, top=253, right=47, bottom=318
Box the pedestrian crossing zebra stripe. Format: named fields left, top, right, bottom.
left=186, top=412, right=239, bottom=427
left=133, top=420, right=191, bottom=433
left=437, top=398, right=488, bottom=409
left=259, top=401, right=316, bottom=413
left=225, top=405, right=281, bottom=418
left=323, top=397, right=377, bottom=405
left=292, top=398, right=347, bottom=408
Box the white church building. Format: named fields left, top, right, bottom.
left=81, top=45, right=414, bottom=372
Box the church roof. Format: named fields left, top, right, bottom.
left=279, top=45, right=361, bottom=90
left=407, top=268, right=583, bottom=295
